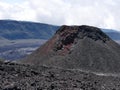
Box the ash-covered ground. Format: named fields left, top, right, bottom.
left=0, top=61, right=120, bottom=90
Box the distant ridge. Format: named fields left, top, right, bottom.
left=22, top=25, right=120, bottom=73
left=0, top=20, right=120, bottom=41
left=0, top=20, right=59, bottom=40
left=102, top=29, right=120, bottom=40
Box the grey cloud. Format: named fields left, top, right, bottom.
left=0, top=0, right=120, bottom=31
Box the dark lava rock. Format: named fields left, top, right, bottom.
left=0, top=62, right=120, bottom=90
left=56, top=25, right=109, bottom=43
left=22, top=25, right=120, bottom=73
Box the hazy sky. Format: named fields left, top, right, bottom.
left=0, top=0, right=120, bottom=31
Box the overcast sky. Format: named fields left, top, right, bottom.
left=0, top=0, right=120, bottom=31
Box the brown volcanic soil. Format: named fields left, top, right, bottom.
left=22, top=25, right=120, bottom=73
left=1, top=61, right=120, bottom=90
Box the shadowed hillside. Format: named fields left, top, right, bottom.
left=0, top=20, right=59, bottom=40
